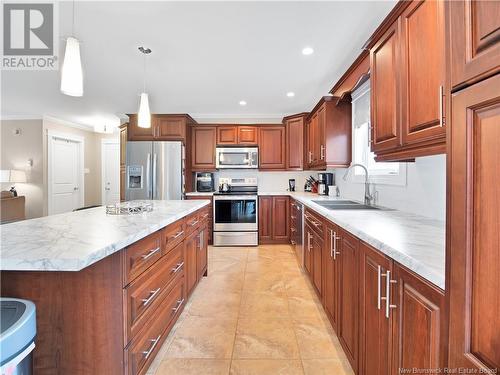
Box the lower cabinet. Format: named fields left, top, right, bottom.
left=258, top=196, right=289, bottom=244
left=324, top=222, right=340, bottom=332
left=359, top=242, right=446, bottom=375
left=197, top=221, right=209, bottom=280
left=185, top=229, right=199, bottom=296
left=338, top=229, right=359, bottom=373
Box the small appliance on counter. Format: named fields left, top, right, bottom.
left=318, top=173, right=334, bottom=195
left=288, top=179, right=296, bottom=192
left=196, top=172, right=214, bottom=192
left=305, top=176, right=318, bottom=193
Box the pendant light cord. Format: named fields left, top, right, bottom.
left=72, top=0, right=75, bottom=36
left=143, top=53, right=146, bottom=93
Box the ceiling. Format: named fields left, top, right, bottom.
left=1, top=1, right=395, bottom=128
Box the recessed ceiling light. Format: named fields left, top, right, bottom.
left=287, top=92, right=295, bottom=97
left=239, top=100, right=247, bottom=106
left=302, top=47, right=314, bottom=55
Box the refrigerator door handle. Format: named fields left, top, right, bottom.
left=152, top=153, right=158, bottom=200
left=146, top=153, right=151, bottom=199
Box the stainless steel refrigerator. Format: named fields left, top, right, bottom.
left=125, top=141, right=185, bottom=201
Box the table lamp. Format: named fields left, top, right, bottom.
left=1, top=170, right=27, bottom=197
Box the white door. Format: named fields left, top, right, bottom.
left=102, top=141, right=120, bottom=205
left=49, top=136, right=83, bottom=215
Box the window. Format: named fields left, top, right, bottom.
left=351, top=80, right=406, bottom=185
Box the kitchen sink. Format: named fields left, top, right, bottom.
left=312, top=200, right=382, bottom=210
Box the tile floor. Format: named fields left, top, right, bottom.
left=146, top=244, right=354, bottom=375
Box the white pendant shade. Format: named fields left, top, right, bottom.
left=60, top=37, right=83, bottom=97
left=138, top=93, right=151, bottom=128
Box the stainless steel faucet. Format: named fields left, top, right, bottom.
left=343, top=164, right=373, bottom=205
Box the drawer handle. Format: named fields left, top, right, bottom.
left=202, top=213, right=209, bottom=219
left=171, top=230, right=184, bottom=240
left=171, top=261, right=184, bottom=274
left=142, top=334, right=161, bottom=359
left=189, top=220, right=199, bottom=227
left=142, top=247, right=160, bottom=260
left=141, top=288, right=161, bottom=306
left=172, top=298, right=185, bottom=314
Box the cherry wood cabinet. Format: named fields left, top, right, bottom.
left=367, top=0, right=447, bottom=161
left=216, top=126, right=258, bottom=145
left=284, top=113, right=307, bottom=170
left=311, top=228, right=323, bottom=296
left=400, top=0, right=446, bottom=148
left=370, top=21, right=401, bottom=155
left=186, top=196, right=213, bottom=245
left=306, top=97, right=351, bottom=169
left=448, top=73, right=500, bottom=372
left=450, top=0, right=500, bottom=90
left=258, top=196, right=289, bottom=244
left=191, top=126, right=217, bottom=170
left=338, top=228, right=359, bottom=373
left=237, top=126, right=258, bottom=145
left=359, top=242, right=393, bottom=375
left=304, top=223, right=314, bottom=280
left=196, top=224, right=208, bottom=281
left=127, top=114, right=195, bottom=142
left=184, top=229, right=199, bottom=297
left=259, top=126, right=286, bottom=170
left=392, top=263, right=446, bottom=373
left=216, top=126, right=238, bottom=145
left=324, top=222, right=341, bottom=333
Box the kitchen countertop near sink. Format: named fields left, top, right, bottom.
left=0, top=200, right=210, bottom=272
left=261, top=191, right=446, bottom=290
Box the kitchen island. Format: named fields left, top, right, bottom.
left=0, top=200, right=211, bottom=375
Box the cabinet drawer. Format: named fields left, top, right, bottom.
left=124, top=242, right=184, bottom=344
left=304, top=209, right=324, bottom=236
left=123, top=232, right=162, bottom=286
left=125, top=278, right=185, bottom=375
left=185, top=211, right=201, bottom=235
left=162, top=219, right=185, bottom=255
left=200, top=206, right=211, bottom=222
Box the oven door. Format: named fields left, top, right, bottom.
left=215, top=147, right=258, bottom=169
left=213, top=195, right=258, bottom=231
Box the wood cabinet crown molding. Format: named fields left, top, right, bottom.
left=329, top=50, right=370, bottom=103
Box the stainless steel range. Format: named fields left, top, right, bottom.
left=213, top=177, right=258, bottom=246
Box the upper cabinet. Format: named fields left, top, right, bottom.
left=367, top=0, right=446, bottom=161
left=216, top=125, right=258, bottom=145
left=306, top=97, right=351, bottom=170
left=127, top=114, right=196, bottom=142
left=450, top=0, right=500, bottom=90
left=284, top=113, right=308, bottom=170
left=259, top=126, right=286, bottom=170
left=191, top=126, right=217, bottom=171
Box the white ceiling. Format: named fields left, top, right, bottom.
left=1, top=1, right=395, bottom=128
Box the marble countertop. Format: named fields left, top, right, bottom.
left=263, top=191, right=446, bottom=289
left=0, top=200, right=210, bottom=272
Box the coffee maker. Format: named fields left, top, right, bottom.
left=318, top=173, right=334, bottom=195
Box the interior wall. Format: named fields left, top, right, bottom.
left=0, top=119, right=44, bottom=219
left=332, top=154, right=446, bottom=221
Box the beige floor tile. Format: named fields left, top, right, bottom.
left=239, top=291, right=289, bottom=318
left=188, top=291, right=241, bottom=319
left=302, top=359, right=354, bottom=375
left=194, top=273, right=245, bottom=294
left=230, top=359, right=304, bottom=375
left=165, top=316, right=237, bottom=359
left=233, top=318, right=300, bottom=359
left=156, top=359, right=231, bottom=375
left=243, top=272, right=285, bottom=293
left=287, top=295, right=325, bottom=320
left=293, top=318, right=344, bottom=359
left=209, top=259, right=247, bottom=275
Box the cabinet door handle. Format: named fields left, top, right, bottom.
left=381, top=270, right=397, bottom=318
left=142, top=247, right=160, bottom=260
left=172, top=298, right=185, bottom=314
left=320, top=145, right=325, bottom=160
left=377, top=265, right=382, bottom=310
left=142, top=334, right=161, bottom=359
left=307, top=232, right=312, bottom=252
left=171, top=261, right=184, bottom=274
left=171, top=230, right=184, bottom=239
left=309, top=151, right=313, bottom=163
left=330, top=229, right=334, bottom=258
left=141, top=287, right=161, bottom=306
left=332, top=231, right=340, bottom=260
left=291, top=215, right=296, bottom=219
left=199, top=231, right=204, bottom=249
left=291, top=227, right=296, bottom=232
left=439, top=85, right=445, bottom=127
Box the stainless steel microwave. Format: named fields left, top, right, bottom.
left=215, top=147, right=258, bottom=169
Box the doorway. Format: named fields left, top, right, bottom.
left=47, top=131, right=84, bottom=215
left=101, top=139, right=120, bottom=205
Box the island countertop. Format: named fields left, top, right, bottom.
left=0, top=200, right=210, bottom=272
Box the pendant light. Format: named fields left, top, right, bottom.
left=60, top=0, right=83, bottom=96
left=137, top=47, right=152, bottom=128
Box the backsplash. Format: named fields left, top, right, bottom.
left=332, top=155, right=446, bottom=221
